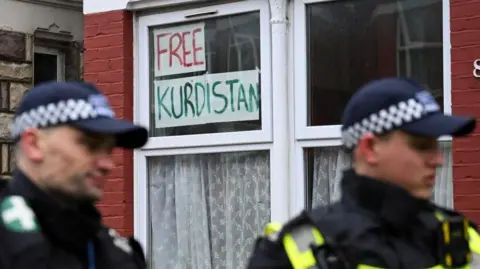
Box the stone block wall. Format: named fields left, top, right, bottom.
left=0, top=29, right=33, bottom=179
left=0, top=27, right=83, bottom=179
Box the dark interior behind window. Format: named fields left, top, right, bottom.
left=306, top=0, right=443, bottom=126
left=34, top=53, right=58, bottom=86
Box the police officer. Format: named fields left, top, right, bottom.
left=247, top=78, right=480, bottom=269
left=0, top=81, right=148, bottom=269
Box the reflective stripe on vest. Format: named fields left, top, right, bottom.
left=265, top=214, right=480, bottom=269
left=357, top=229, right=480, bottom=269
left=263, top=222, right=324, bottom=269
left=265, top=222, right=282, bottom=237
left=283, top=224, right=324, bottom=269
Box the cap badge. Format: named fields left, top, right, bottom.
left=89, top=94, right=115, bottom=118
left=415, top=90, right=439, bottom=113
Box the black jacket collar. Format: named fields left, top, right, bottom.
left=7, top=170, right=102, bottom=252
left=340, top=169, right=433, bottom=229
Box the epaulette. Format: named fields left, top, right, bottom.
left=434, top=205, right=461, bottom=217
left=265, top=204, right=336, bottom=244
left=434, top=205, right=478, bottom=230
left=0, top=195, right=40, bottom=233
left=268, top=210, right=321, bottom=242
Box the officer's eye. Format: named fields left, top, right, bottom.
left=78, top=132, right=115, bottom=154
left=408, top=136, right=438, bottom=151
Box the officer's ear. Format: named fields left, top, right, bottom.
left=19, top=127, right=46, bottom=162
left=356, top=132, right=389, bottom=165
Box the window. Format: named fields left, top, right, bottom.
left=304, top=142, right=452, bottom=210
left=147, top=150, right=270, bottom=269
left=34, top=46, right=65, bottom=86
left=148, top=12, right=262, bottom=137
left=135, top=2, right=277, bottom=269
left=293, top=0, right=450, bottom=212
left=138, top=1, right=272, bottom=149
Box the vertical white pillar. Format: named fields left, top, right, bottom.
left=269, top=0, right=290, bottom=223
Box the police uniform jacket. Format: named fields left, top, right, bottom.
left=0, top=170, right=146, bottom=269
left=247, top=169, right=480, bottom=269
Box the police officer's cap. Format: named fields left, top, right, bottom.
left=10, top=81, right=148, bottom=149
left=341, top=77, right=476, bottom=149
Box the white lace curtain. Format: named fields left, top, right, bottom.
left=309, top=142, right=453, bottom=208
left=147, top=144, right=452, bottom=269
left=148, top=151, right=270, bottom=269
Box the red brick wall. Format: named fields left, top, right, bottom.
left=83, top=10, right=134, bottom=236
left=451, top=0, right=480, bottom=223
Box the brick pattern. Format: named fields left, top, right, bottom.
left=83, top=11, right=134, bottom=237
left=451, top=0, right=480, bottom=223
left=0, top=30, right=33, bottom=178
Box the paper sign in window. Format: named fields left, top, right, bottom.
left=153, top=22, right=207, bottom=77
left=153, top=70, right=260, bottom=128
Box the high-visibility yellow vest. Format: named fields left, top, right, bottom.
left=264, top=213, right=480, bottom=269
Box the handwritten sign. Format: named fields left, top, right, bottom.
left=153, top=70, right=260, bottom=128
left=153, top=22, right=206, bottom=77
left=474, top=59, right=480, bottom=78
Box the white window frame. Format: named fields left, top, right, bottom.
left=34, top=46, right=65, bottom=82
left=290, top=0, right=451, bottom=215
left=136, top=0, right=272, bottom=150
left=133, top=0, right=286, bottom=254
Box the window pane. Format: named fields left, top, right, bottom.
left=306, top=0, right=443, bottom=126
left=34, top=53, right=58, bottom=86
left=149, top=12, right=262, bottom=137
left=305, top=142, right=452, bottom=210
left=304, top=147, right=350, bottom=210
left=148, top=150, right=270, bottom=269
left=398, top=48, right=444, bottom=111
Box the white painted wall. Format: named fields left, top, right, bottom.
left=0, top=0, right=84, bottom=40
left=84, top=0, right=129, bottom=14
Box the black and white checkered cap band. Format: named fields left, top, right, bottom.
left=10, top=99, right=113, bottom=138
left=341, top=98, right=426, bottom=149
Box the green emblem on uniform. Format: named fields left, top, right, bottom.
left=0, top=196, right=39, bottom=232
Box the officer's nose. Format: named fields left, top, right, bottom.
left=95, top=153, right=115, bottom=175
left=430, top=147, right=444, bottom=167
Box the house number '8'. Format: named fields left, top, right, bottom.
left=474, top=59, right=480, bottom=78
